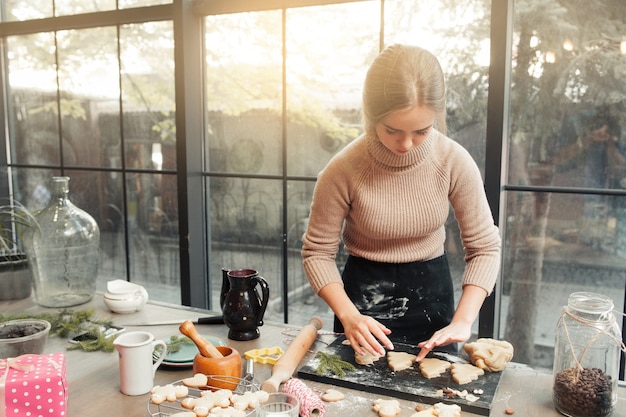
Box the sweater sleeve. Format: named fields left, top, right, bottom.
left=448, top=143, right=501, bottom=295
left=301, top=157, right=352, bottom=294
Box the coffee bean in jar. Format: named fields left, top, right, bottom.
left=552, top=292, right=623, bottom=417
left=553, top=367, right=613, bottom=417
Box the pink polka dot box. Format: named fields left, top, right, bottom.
left=0, top=352, right=67, bottom=417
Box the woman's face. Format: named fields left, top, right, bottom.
left=375, top=104, right=436, bottom=155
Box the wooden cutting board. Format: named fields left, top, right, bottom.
left=298, top=336, right=504, bottom=416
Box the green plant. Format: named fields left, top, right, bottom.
left=0, top=199, right=38, bottom=258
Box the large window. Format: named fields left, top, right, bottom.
left=502, top=0, right=626, bottom=370
left=1, top=0, right=624, bottom=379
left=1, top=4, right=178, bottom=300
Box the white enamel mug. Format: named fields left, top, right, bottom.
left=113, top=331, right=167, bottom=395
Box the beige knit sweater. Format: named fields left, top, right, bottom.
left=302, top=130, right=501, bottom=295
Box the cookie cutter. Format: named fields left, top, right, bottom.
left=244, top=346, right=284, bottom=364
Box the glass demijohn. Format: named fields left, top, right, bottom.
left=552, top=292, right=623, bottom=417
left=24, top=176, right=100, bottom=307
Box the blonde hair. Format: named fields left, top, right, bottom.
left=362, top=44, right=447, bottom=135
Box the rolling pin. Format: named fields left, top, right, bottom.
left=179, top=320, right=224, bottom=358
left=261, top=316, right=323, bottom=393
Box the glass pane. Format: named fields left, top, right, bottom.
left=285, top=180, right=336, bottom=327
left=1, top=1, right=53, bottom=21
left=508, top=0, right=625, bottom=190
left=57, top=28, right=120, bottom=167
left=500, top=191, right=626, bottom=368
left=121, top=22, right=176, bottom=170
left=505, top=0, right=626, bottom=370
left=54, top=0, right=116, bottom=16
left=6, top=33, right=60, bottom=166
left=285, top=2, right=377, bottom=177
left=204, top=11, right=282, bottom=175
left=96, top=172, right=128, bottom=292
left=12, top=168, right=59, bottom=211
left=126, top=172, right=180, bottom=303
left=208, top=177, right=282, bottom=321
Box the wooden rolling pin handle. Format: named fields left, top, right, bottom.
left=179, top=320, right=224, bottom=359
left=261, top=316, right=323, bottom=393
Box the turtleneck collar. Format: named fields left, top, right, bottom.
left=366, top=129, right=435, bottom=171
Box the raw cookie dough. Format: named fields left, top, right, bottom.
left=418, top=357, right=451, bottom=378
left=373, top=399, right=401, bottom=417
left=450, top=363, right=485, bottom=384
left=463, top=338, right=514, bottom=372
left=321, top=388, right=345, bottom=402
left=355, top=350, right=382, bottom=365
left=387, top=351, right=416, bottom=371
left=410, top=402, right=461, bottom=417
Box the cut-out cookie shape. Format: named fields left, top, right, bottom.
left=418, top=357, right=451, bottom=379
left=355, top=350, right=382, bottom=365
left=182, top=389, right=234, bottom=416
left=450, top=363, right=485, bottom=384
left=181, top=395, right=218, bottom=417
left=321, top=388, right=345, bottom=402
left=150, top=384, right=189, bottom=404
left=183, top=373, right=209, bottom=387
left=373, top=399, right=402, bottom=417
left=231, top=390, right=270, bottom=410
left=463, top=338, right=514, bottom=372
left=432, top=403, right=461, bottom=417
left=387, top=351, right=416, bottom=371
left=410, top=402, right=461, bottom=417
left=207, top=406, right=246, bottom=417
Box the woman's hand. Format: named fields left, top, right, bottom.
left=415, top=320, right=472, bottom=361
left=340, top=311, right=393, bottom=357
left=318, top=282, right=394, bottom=356
left=415, top=284, right=488, bottom=362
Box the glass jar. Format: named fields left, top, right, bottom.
left=24, top=176, right=100, bottom=307
left=553, top=292, right=623, bottom=417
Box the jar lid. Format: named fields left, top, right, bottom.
left=568, top=291, right=614, bottom=314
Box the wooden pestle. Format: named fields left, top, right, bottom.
left=179, top=320, right=224, bottom=359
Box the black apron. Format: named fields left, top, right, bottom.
left=335, top=254, right=457, bottom=351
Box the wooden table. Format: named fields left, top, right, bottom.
left=2, top=294, right=625, bottom=417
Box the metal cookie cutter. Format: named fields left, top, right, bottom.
left=244, top=347, right=284, bottom=364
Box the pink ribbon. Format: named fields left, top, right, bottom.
left=0, top=356, right=37, bottom=374
left=1, top=355, right=37, bottom=413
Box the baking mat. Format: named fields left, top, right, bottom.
left=298, top=336, right=504, bottom=415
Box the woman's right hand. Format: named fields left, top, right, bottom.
left=319, top=282, right=394, bottom=356
left=340, top=311, right=394, bottom=357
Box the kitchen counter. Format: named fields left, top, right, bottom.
left=2, top=294, right=625, bottom=417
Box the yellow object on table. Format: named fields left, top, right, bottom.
left=244, top=347, right=284, bottom=364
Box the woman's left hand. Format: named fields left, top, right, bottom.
left=415, top=284, right=488, bottom=362
left=415, top=320, right=472, bottom=361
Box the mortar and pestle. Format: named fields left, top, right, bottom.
left=179, top=320, right=242, bottom=390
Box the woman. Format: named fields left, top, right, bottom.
left=301, top=44, right=501, bottom=361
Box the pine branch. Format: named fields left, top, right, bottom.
left=314, top=351, right=355, bottom=378
left=0, top=309, right=115, bottom=352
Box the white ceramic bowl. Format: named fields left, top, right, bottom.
left=0, top=319, right=51, bottom=358
left=103, top=289, right=148, bottom=313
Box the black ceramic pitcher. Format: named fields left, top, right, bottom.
left=220, top=268, right=270, bottom=341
